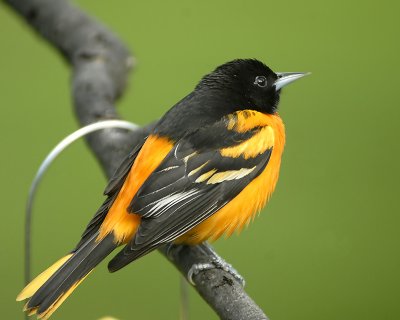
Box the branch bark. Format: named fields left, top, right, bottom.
left=4, top=0, right=268, bottom=319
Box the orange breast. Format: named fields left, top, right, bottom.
left=98, top=135, right=174, bottom=243
left=178, top=112, right=285, bottom=244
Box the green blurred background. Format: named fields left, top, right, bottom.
left=1, top=0, right=399, bottom=319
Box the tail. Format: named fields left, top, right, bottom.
left=17, top=233, right=117, bottom=319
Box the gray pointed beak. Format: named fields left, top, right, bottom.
left=274, top=72, right=311, bottom=91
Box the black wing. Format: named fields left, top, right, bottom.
left=108, top=121, right=273, bottom=272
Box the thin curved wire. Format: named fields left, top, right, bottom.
left=25, top=120, right=139, bottom=285
left=180, top=275, right=190, bottom=320
left=24, top=119, right=190, bottom=320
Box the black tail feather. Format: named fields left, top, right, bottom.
left=26, top=233, right=116, bottom=314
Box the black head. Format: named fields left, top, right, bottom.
left=154, top=59, right=308, bottom=140
left=196, top=59, right=307, bottom=114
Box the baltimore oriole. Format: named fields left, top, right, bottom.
left=17, top=59, right=308, bottom=318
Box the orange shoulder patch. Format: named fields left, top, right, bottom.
left=221, top=110, right=276, bottom=159
left=220, top=126, right=274, bottom=159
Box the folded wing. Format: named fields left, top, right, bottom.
left=108, top=116, right=274, bottom=272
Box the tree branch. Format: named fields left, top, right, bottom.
left=4, top=0, right=268, bottom=319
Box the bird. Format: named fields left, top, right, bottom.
left=17, top=59, right=308, bottom=319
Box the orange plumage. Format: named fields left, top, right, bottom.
left=177, top=111, right=285, bottom=243
left=98, top=135, right=174, bottom=243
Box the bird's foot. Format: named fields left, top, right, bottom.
left=187, top=249, right=245, bottom=287
left=165, top=242, right=180, bottom=261
left=187, top=261, right=215, bottom=285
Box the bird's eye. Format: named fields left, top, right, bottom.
left=254, top=76, right=267, bottom=88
